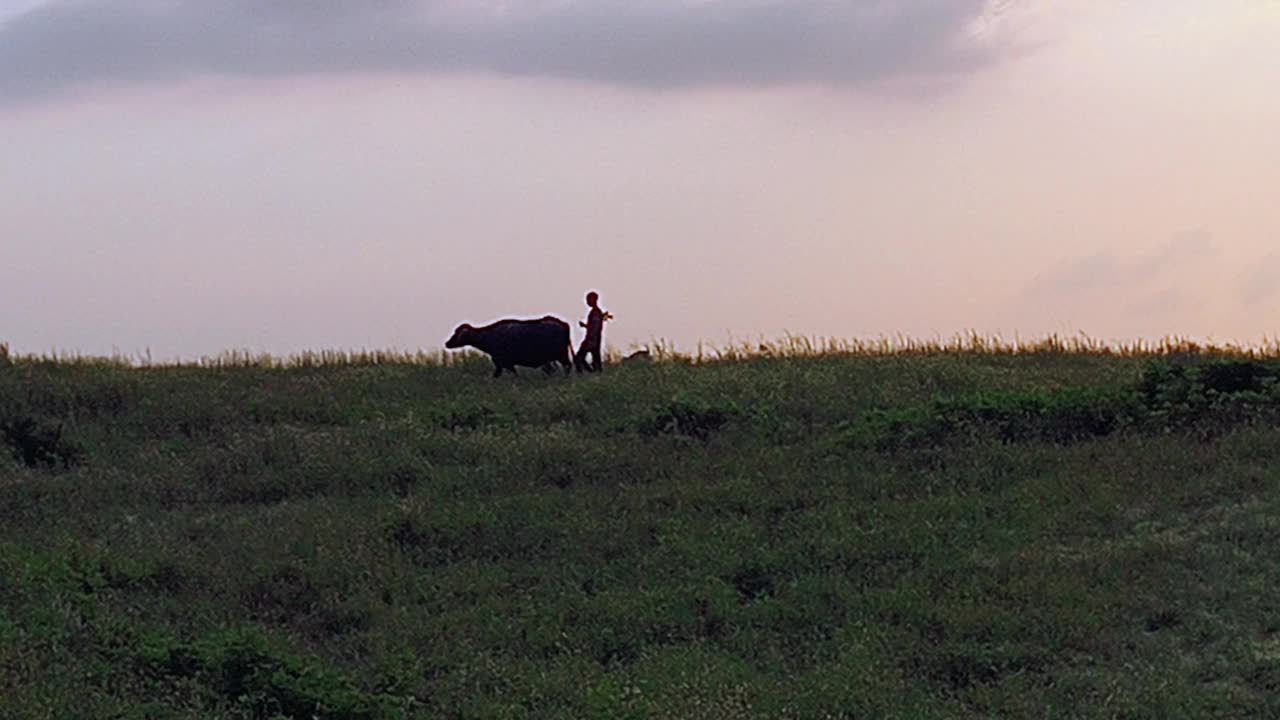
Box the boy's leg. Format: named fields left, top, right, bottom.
left=574, top=341, right=589, bottom=373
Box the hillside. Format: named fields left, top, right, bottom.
left=2, top=346, right=1279, bottom=719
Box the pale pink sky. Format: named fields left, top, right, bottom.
left=2, top=1, right=1277, bottom=358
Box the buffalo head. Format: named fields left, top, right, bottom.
left=445, top=324, right=474, bottom=349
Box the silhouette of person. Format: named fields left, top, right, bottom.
left=574, top=291, right=612, bottom=373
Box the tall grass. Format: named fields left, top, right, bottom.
left=5, top=332, right=1280, bottom=370
left=5, top=343, right=1280, bottom=717
left=701, top=331, right=1280, bottom=361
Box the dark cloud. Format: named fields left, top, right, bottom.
left=0, top=0, right=1008, bottom=104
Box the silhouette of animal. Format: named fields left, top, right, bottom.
left=445, top=316, right=573, bottom=377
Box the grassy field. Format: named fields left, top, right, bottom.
left=3, top=340, right=1280, bottom=719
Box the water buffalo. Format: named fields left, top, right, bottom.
left=445, top=316, right=573, bottom=377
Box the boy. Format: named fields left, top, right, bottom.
left=574, top=291, right=613, bottom=373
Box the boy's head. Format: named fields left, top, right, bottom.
left=586, top=291, right=599, bottom=307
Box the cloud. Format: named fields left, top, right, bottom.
left=0, top=0, right=46, bottom=24
left=1010, top=230, right=1220, bottom=337
left=0, top=0, right=1012, bottom=105
left=1024, top=229, right=1216, bottom=304
left=1239, top=252, right=1280, bottom=306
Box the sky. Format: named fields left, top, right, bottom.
left=2, top=0, right=1278, bottom=359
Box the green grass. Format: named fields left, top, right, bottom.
left=3, top=341, right=1280, bottom=718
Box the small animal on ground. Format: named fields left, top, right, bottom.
left=624, top=349, right=651, bottom=364
left=445, top=316, right=573, bottom=377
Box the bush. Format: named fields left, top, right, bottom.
left=136, top=627, right=387, bottom=719
left=846, top=387, right=1136, bottom=451
left=1138, top=358, right=1280, bottom=433
left=428, top=401, right=503, bottom=431
left=638, top=399, right=735, bottom=442
left=0, top=416, right=82, bottom=468
left=848, top=359, right=1280, bottom=452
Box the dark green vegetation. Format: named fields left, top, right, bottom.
left=4, top=344, right=1280, bottom=718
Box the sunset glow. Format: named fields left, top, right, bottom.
left=2, top=1, right=1277, bottom=358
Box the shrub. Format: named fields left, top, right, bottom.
left=0, top=416, right=82, bottom=468
left=1137, top=358, right=1280, bottom=433
left=846, top=387, right=1136, bottom=451
left=638, top=399, right=735, bottom=442
left=429, top=402, right=502, bottom=431
left=1139, top=358, right=1280, bottom=401
left=848, top=359, right=1280, bottom=452
left=136, top=627, right=386, bottom=719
